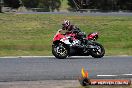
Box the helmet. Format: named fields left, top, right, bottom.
left=62, top=20, right=70, bottom=29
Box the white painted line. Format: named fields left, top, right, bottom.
left=121, top=74, right=132, bottom=76
left=0, top=56, right=92, bottom=58
left=0, top=56, right=54, bottom=59
left=97, top=74, right=132, bottom=77
left=0, top=56, right=131, bottom=59
left=97, top=75, right=118, bottom=77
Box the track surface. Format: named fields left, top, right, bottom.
left=16, top=12, right=132, bottom=16
left=0, top=56, right=132, bottom=82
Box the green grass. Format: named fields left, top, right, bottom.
left=0, top=13, right=132, bottom=56
left=60, top=0, right=71, bottom=11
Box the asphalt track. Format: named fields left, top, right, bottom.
left=16, top=12, right=132, bottom=16
left=0, top=56, right=132, bottom=82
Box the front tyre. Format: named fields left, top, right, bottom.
left=52, top=43, right=69, bottom=59
left=90, top=42, right=105, bottom=58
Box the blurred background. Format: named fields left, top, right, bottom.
left=0, top=0, right=132, bottom=12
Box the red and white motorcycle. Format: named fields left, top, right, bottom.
left=52, top=29, right=105, bottom=59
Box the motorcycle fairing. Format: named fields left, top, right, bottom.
left=87, top=32, right=98, bottom=40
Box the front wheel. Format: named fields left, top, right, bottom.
left=52, top=43, right=69, bottom=59
left=90, top=42, right=105, bottom=58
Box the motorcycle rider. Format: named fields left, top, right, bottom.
left=57, top=20, right=76, bottom=34
left=62, top=20, right=76, bottom=33
left=59, top=20, right=84, bottom=36
left=58, top=20, right=86, bottom=49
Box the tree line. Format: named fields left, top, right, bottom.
left=3, top=0, right=61, bottom=12
left=2, top=0, right=132, bottom=11
left=70, top=0, right=132, bottom=11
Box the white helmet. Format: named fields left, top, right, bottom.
left=62, top=20, right=70, bottom=28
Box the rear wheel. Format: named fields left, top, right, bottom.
left=52, top=43, right=69, bottom=59
left=90, top=42, right=105, bottom=58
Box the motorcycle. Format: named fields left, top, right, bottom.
left=52, top=28, right=105, bottom=59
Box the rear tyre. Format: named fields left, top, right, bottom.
left=52, top=43, right=69, bottom=59
left=90, top=42, right=105, bottom=58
